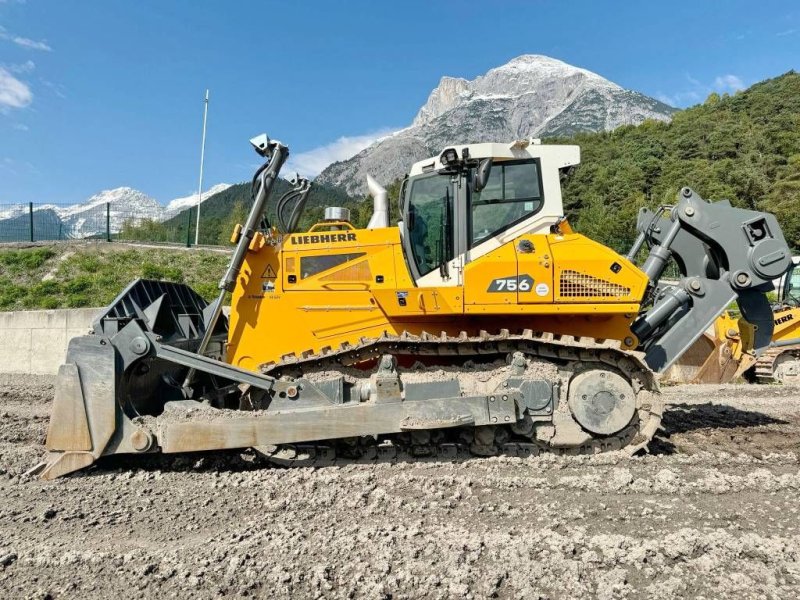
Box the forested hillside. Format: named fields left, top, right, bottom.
left=561, top=71, right=800, bottom=252
left=160, top=179, right=359, bottom=245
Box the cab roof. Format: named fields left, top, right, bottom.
left=407, top=140, right=581, bottom=177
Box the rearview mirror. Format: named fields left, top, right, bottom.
left=473, top=158, right=493, bottom=192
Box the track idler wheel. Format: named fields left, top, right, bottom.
left=774, top=353, right=800, bottom=383
left=567, top=369, right=636, bottom=436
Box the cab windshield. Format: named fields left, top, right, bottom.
left=469, top=159, right=542, bottom=246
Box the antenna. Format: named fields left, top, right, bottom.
left=194, top=89, right=209, bottom=246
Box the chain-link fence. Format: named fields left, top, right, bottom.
left=0, top=202, right=201, bottom=246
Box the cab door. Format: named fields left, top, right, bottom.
left=404, top=173, right=462, bottom=288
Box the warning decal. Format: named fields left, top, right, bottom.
left=262, top=264, right=277, bottom=279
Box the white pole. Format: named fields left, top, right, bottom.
left=194, top=89, right=209, bottom=246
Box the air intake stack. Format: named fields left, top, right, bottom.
left=366, top=174, right=389, bottom=229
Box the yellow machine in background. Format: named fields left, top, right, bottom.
left=754, top=259, right=800, bottom=382
left=666, top=259, right=800, bottom=384
left=34, top=134, right=793, bottom=479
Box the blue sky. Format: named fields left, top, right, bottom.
left=0, top=0, right=798, bottom=205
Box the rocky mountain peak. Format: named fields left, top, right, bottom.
left=412, top=76, right=471, bottom=126
left=412, top=55, right=622, bottom=128
left=317, top=55, right=676, bottom=196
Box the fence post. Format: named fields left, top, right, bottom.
left=28, top=202, right=34, bottom=242
left=186, top=208, right=192, bottom=248
left=106, top=202, right=111, bottom=242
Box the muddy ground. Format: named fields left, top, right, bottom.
left=1, top=374, right=799, bottom=599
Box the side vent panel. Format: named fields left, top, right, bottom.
left=559, top=269, right=631, bottom=299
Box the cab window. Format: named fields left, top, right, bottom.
left=469, top=160, right=543, bottom=247
left=785, top=263, right=800, bottom=306
left=407, top=174, right=453, bottom=276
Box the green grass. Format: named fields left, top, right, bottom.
left=0, top=243, right=231, bottom=310
left=0, top=248, right=57, bottom=274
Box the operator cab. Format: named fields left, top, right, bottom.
left=399, top=140, right=580, bottom=287
left=781, top=260, right=800, bottom=307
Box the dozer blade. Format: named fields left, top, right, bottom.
left=664, top=331, right=731, bottom=384
left=694, top=338, right=743, bottom=384
left=663, top=329, right=743, bottom=384
left=40, top=278, right=528, bottom=478
left=39, top=279, right=229, bottom=479
left=662, top=312, right=761, bottom=385
left=38, top=341, right=117, bottom=479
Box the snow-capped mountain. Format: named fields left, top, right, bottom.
left=57, top=187, right=165, bottom=238
left=316, top=55, right=676, bottom=195
left=164, top=183, right=232, bottom=219
left=0, top=184, right=231, bottom=239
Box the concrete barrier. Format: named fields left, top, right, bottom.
left=0, top=305, right=230, bottom=375
left=0, top=308, right=98, bottom=375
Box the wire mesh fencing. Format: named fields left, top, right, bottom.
left=0, top=202, right=203, bottom=246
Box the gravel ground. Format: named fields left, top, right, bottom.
left=1, top=374, right=799, bottom=599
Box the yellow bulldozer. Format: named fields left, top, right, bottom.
left=33, top=135, right=794, bottom=479
left=664, top=258, right=800, bottom=384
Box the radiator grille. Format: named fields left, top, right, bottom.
left=559, top=269, right=631, bottom=298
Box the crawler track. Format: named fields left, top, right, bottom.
left=256, top=329, right=663, bottom=465
left=754, top=346, right=800, bottom=383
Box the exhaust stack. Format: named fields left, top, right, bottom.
left=366, top=174, right=389, bottom=229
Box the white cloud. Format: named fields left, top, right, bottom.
left=285, top=128, right=398, bottom=178
left=12, top=122, right=28, bottom=131
left=0, top=66, right=32, bottom=109
left=713, top=74, right=744, bottom=92
left=656, top=90, right=700, bottom=107
left=41, top=78, right=66, bottom=99
left=0, top=157, right=17, bottom=175
left=686, top=74, right=702, bottom=88
left=776, top=29, right=797, bottom=37
left=9, top=36, right=50, bottom=51
left=7, top=59, right=35, bottom=74
left=657, top=72, right=746, bottom=108
left=0, top=157, right=37, bottom=175
left=0, top=26, right=51, bottom=51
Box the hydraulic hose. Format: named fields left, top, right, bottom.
left=286, top=181, right=311, bottom=233
left=183, top=142, right=289, bottom=391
